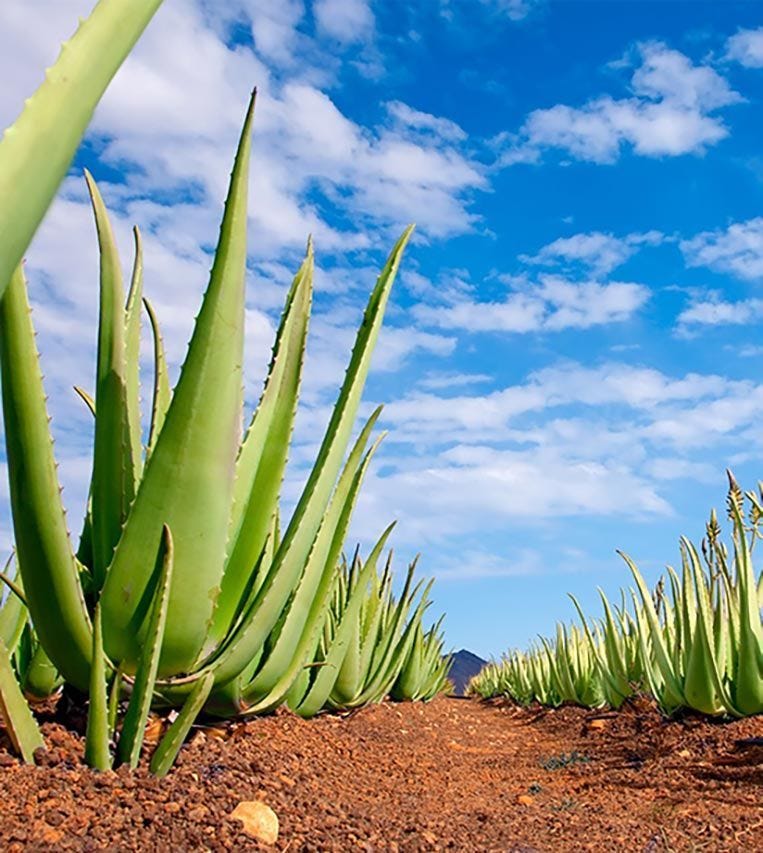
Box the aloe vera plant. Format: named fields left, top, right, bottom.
left=0, top=0, right=165, bottom=298
left=0, top=89, right=438, bottom=770
left=471, top=475, right=763, bottom=718
left=287, top=548, right=449, bottom=716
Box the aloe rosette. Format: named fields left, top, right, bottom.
left=0, top=89, right=436, bottom=769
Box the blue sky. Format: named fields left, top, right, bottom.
left=2, top=1, right=763, bottom=659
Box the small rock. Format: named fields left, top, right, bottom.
left=39, top=827, right=64, bottom=846
left=517, top=794, right=534, bottom=806
left=588, top=719, right=607, bottom=731
left=230, top=801, right=279, bottom=845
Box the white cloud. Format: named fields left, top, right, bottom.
left=313, top=0, right=374, bottom=44
left=417, top=371, right=492, bottom=391
left=481, top=0, right=543, bottom=22
left=223, top=0, right=307, bottom=66
left=681, top=218, right=763, bottom=281
left=522, top=230, right=663, bottom=276
left=677, top=294, right=763, bottom=330
left=726, top=26, right=763, bottom=69
left=414, top=276, right=649, bottom=333
left=386, top=101, right=467, bottom=142
left=499, top=41, right=741, bottom=165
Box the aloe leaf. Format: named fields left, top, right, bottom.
left=0, top=265, right=92, bottom=689
left=683, top=539, right=736, bottom=715
left=143, top=298, right=171, bottom=457
left=165, top=228, right=413, bottom=693
left=620, top=552, right=686, bottom=705
left=86, top=172, right=132, bottom=586
left=238, top=415, right=385, bottom=711
left=117, top=524, right=174, bottom=769
left=570, top=594, right=629, bottom=703
left=331, top=600, right=362, bottom=704
left=0, top=0, right=164, bottom=297
left=101, top=93, right=256, bottom=676
left=728, top=505, right=763, bottom=714
left=0, top=637, right=44, bottom=763
left=23, top=644, right=62, bottom=699
left=242, top=455, right=391, bottom=715
left=207, top=243, right=314, bottom=651
left=351, top=575, right=431, bottom=708
left=0, top=561, right=28, bottom=655
left=296, top=530, right=392, bottom=717
left=74, top=386, right=96, bottom=416
left=125, top=226, right=145, bottom=490
left=150, top=671, right=213, bottom=777
left=85, top=606, right=112, bottom=770
left=108, top=665, right=124, bottom=738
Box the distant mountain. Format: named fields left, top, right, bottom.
left=446, top=649, right=487, bottom=696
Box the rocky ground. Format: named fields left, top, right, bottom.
left=0, top=695, right=761, bottom=851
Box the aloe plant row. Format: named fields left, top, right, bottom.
left=469, top=476, right=763, bottom=718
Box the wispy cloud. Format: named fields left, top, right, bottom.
left=414, top=276, right=649, bottom=333
left=726, top=26, right=763, bottom=68
left=313, top=0, right=374, bottom=44
left=521, top=230, right=663, bottom=276
left=498, top=41, right=742, bottom=165
left=677, top=292, right=763, bottom=332
left=681, top=217, right=763, bottom=281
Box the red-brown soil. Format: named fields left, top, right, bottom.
left=0, top=696, right=761, bottom=851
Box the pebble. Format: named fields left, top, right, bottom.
left=230, top=800, right=279, bottom=845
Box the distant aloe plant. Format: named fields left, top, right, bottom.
left=287, top=547, right=449, bottom=716
left=469, top=475, right=763, bottom=718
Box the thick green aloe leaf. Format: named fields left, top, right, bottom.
left=0, top=637, right=44, bottom=763
left=0, top=562, right=27, bottom=655
left=621, top=552, right=686, bottom=706
left=117, top=525, right=174, bottom=768
left=85, top=172, right=133, bottom=586
left=207, top=244, right=314, bottom=651
left=125, top=227, right=145, bottom=490
left=144, top=298, right=171, bottom=457
left=728, top=508, right=763, bottom=714
left=236, top=423, right=387, bottom=714
left=0, top=0, right=164, bottom=298
left=101, top=93, right=256, bottom=676
left=296, top=527, right=394, bottom=718
left=191, top=228, right=414, bottom=690
left=0, top=266, right=92, bottom=689
left=353, top=576, right=431, bottom=707
left=85, top=606, right=112, bottom=771
left=23, top=644, right=62, bottom=699
left=150, top=671, right=213, bottom=777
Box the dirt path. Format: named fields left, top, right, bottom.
left=0, top=697, right=760, bottom=851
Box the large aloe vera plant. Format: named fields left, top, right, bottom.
left=0, top=89, right=427, bottom=769
left=0, top=0, right=165, bottom=298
